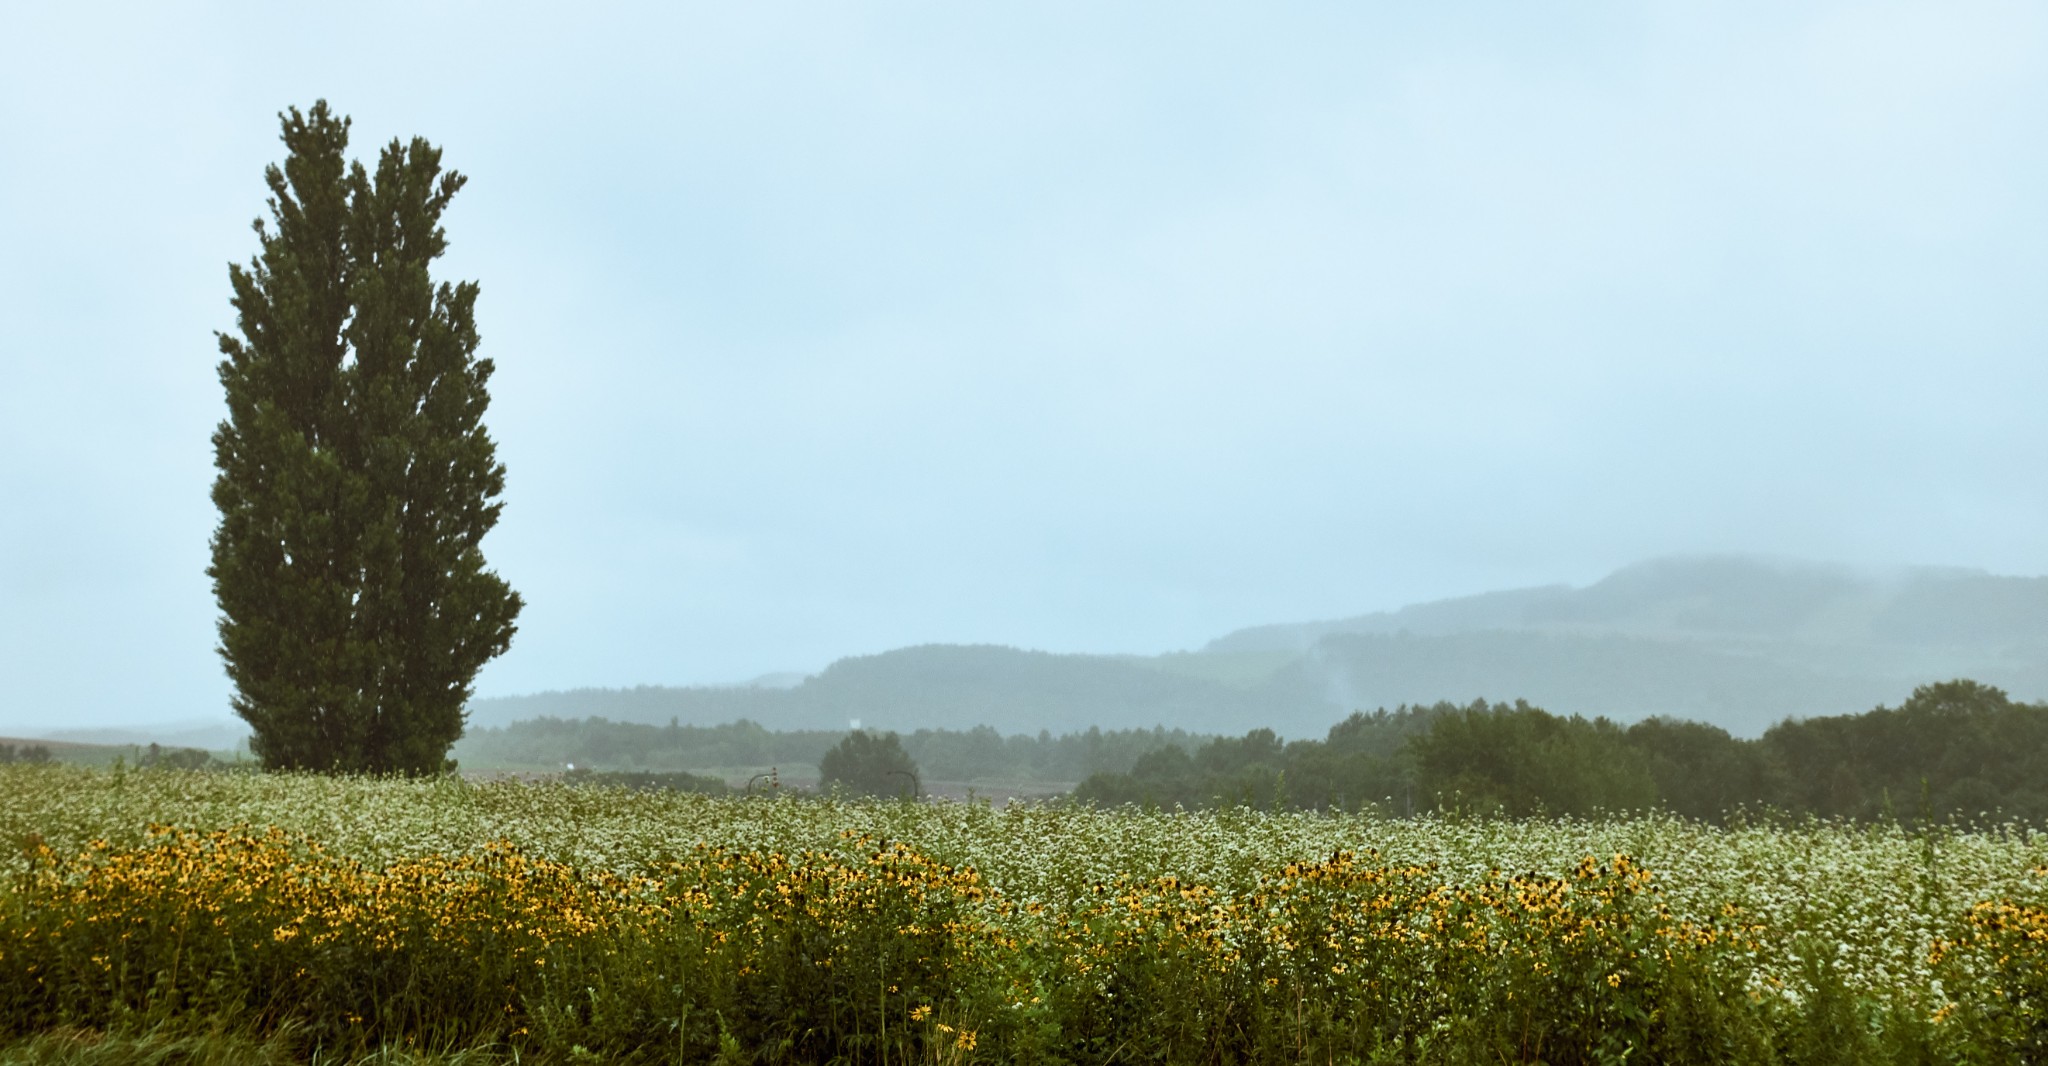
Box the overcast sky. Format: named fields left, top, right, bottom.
left=3, top=3, right=2045, bottom=732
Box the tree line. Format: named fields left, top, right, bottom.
left=1075, top=680, right=2048, bottom=824
left=456, top=678, right=2048, bottom=826
left=455, top=717, right=1208, bottom=785
left=553, top=732, right=932, bottom=800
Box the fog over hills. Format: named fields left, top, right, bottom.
left=469, top=645, right=1278, bottom=737
left=1209, top=557, right=2048, bottom=654
left=464, top=556, right=2048, bottom=740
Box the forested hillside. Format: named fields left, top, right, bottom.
left=468, top=557, right=2048, bottom=739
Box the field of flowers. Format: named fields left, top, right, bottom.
left=4, top=764, right=2048, bottom=1064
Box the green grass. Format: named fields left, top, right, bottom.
left=0, top=1025, right=511, bottom=1065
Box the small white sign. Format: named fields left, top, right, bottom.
left=849, top=718, right=861, bottom=730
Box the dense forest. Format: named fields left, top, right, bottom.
left=1074, top=679, right=2048, bottom=824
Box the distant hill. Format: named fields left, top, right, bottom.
left=37, top=720, right=251, bottom=753
left=1269, top=631, right=1901, bottom=737
left=1209, top=556, right=2048, bottom=658
left=469, top=644, right=1277, bottom=735
left=469, top=556, right=2048, bottom=739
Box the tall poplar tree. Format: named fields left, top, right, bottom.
left=209, top=102, right=522, bottom=774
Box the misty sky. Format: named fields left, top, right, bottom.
left=3, top=3, right=2046, bottom=732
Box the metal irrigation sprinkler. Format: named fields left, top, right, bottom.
left=887, top=768, right=921, bottom=800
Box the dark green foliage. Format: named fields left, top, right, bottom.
left=1061, top=727, right=1302, bottom=812
left=1078, top=681, right=2048, bottom=824
left=1073, top=704, right=1449, bottom=811
left=0, top=1026, right=311, bottom=1064
left=209, top=102, right=521, bottom=775
left=1762, top=679, right=2048, bottom=824
left=1073, top=742, right=1284, bottom=811
left=1410, top=702, right=1658, bottom=817
left=1286, top=705, right=1442, bottom=813
left=1626, top=717, right=1768, bottom=822
left=1779, top=940, right=1887, bottom=1066
left=901, top=723, right=1202, bottom=782
left=0, top=745, right=52, bottom=765
left=818, top=730, right=920, bottom=797
left=1075, top=700, right=1663, bottom=818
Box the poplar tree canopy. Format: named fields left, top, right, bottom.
left=208, top=101, right=522, bottom=774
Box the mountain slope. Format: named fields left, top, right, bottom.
left=468, top=644, right=1276, bottom=735
left=470, top=556, right=2048, bottom=739
left=1209, top=556, right=2048, bottom=674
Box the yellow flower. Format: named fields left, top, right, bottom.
left=910, top=1004, right=932, bottom=1022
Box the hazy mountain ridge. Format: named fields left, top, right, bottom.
left=1283, top=631, right=1901, bottom=737
left=461, top=555, right=2048, bottom=739
left=468, top=644, right=1275, bottom=735
left=1211, top=557, right=2048, bottom=652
